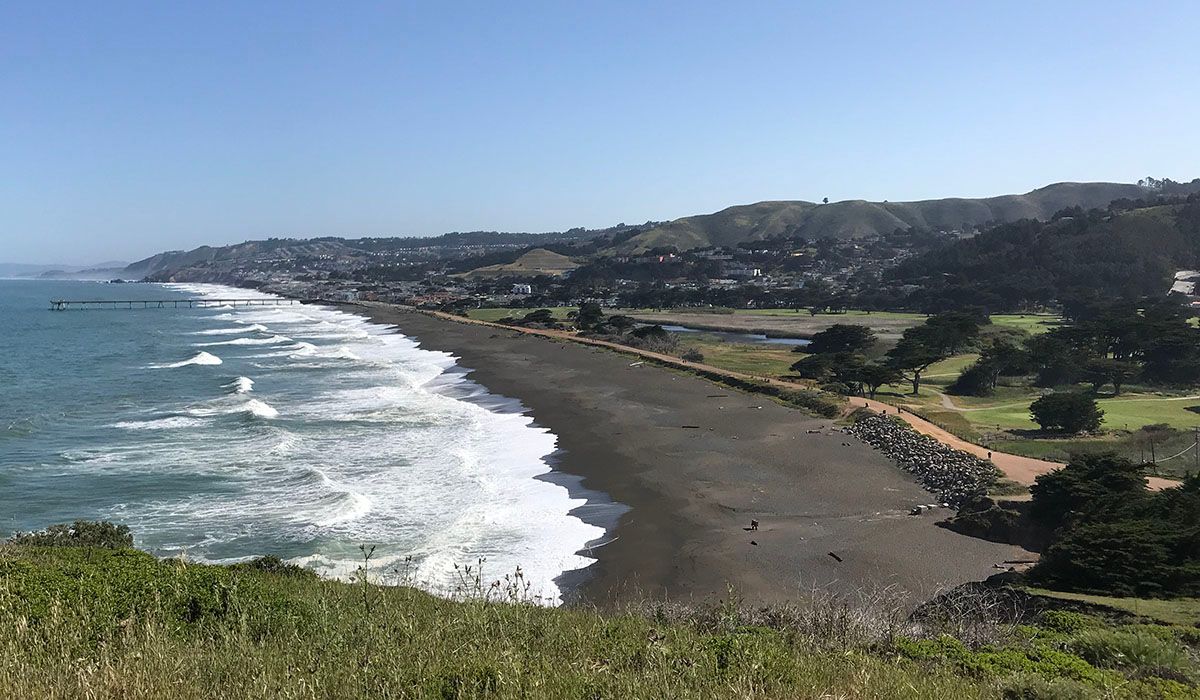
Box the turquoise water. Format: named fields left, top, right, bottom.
left=0, top=280, right=603, bottom=601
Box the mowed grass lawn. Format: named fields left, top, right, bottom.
left=874, top=351, right=1200, bottom=433
left=989, top=314, right=1062, bottom=335
left=962, top=393, right=1200, bottom=433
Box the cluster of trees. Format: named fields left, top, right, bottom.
left=791, top=312, right=984, bottom=398
left=942, top=298, right=1200, bottom=435
left=1028, top=298, right=1200, bottom=389
left=789, top=324, right=897, bottom=398
left=571, top=303, right=679, bottom=353
left=886, top=194, right=1200, bottom=313
left=1028, top=453, right=1200, bottom=597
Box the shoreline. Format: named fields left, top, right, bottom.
left=347, top=302, right=1030, bottom=607
left=420, top=361, right=631, bottom=597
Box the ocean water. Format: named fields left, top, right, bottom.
left=0, top=279, right=606, bottom=602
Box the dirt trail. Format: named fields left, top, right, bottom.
left=845, top=397, right=1177, bottom=490
left=383, top=305, right=1179, bottom=492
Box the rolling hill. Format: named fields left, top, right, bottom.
left=615, top=182, right=1154, bottom=252
left=124, top=239, right=356, bottom=280
left=460, top=248, right=579, bottom=279
left=120, top=180, right=1200, bottom=281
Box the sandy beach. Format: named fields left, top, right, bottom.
left=355, top=304, right=1029, bottom=606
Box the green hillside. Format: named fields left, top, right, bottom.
left=3, top=525, right=1199, bottom=698
left=889, top=198, right=1200, bottom=310
left=616, top=182, right=1152, bottom=252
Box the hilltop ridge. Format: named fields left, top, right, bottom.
left=615, top=182, right=1151, bottom=252
left=121, top=181, right=1163, bottom=281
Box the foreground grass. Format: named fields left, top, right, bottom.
left=0, top=546, right=990, bottom=699
left=3, top=544, right=1199, bottom=698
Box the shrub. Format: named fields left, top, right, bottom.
left=230, top=555, right=317, bottom=579
left=1030, top=392, right=1104, bottom=433
left=949, top=361, right=1001, bottom=397
left=5, top=520, right=133, bottom=549
left=624, top=325, right=677, bottom=352
left=1037, top=611, right=1102, bottom=635
left=681, top=348, right=705, bottom=363
left=1067, top=628, right=1195, bottom=679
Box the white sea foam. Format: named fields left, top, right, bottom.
left=186, top=397, right=278, bottom=419
left=309, top=468, right=373, bottom=526
left=192, top=324, right=269, bottom=335
left=226, top=376, right=255, bottom=394
left=113, top=282, right=608, bottom=604
left=243, top=399, right=279, bottom=419
left=151, top=351, right=222, bottom=368
left=110, top=416, right=209, bottom=430
left=196, top=334, right=292, bottom=347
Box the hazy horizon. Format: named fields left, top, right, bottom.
left=3, top=1, right=1199, bottom=265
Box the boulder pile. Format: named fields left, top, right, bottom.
left=845, top=414, right=997, bottom=508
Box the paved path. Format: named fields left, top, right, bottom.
left=376, top=305, right=1180, bottom=492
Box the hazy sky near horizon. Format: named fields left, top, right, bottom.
left=2, top=2, right=1199, bottom=265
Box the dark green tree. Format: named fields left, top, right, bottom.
left=790, top=354, right=835, bottom=380
left=805, top=324, right=877, bottom=354
left=853, top=362, right=902, bottom=399
left=886, top=312, right=983, bottom=395
left=1029, top=392, right=1104, bottom=433
left=885, top=336, right=946, bottom=395
left=576, top=302, right=604, bottom=330
left=1082, top=357, right=1139, bottom=395
left=1029, top=453, right=1148, bottom=531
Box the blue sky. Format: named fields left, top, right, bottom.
left=2, top=1, right=1198, bottom=265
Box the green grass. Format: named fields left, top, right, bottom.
left=616, top=308, right=1063, bottom=334
left=4, top=542, right=1200, bottom=699
left=997, top=433, right=1199, bottom=480
left=0, top=545, right=992, bottom=699
left=466, top=306, right=578, bottom=322
left=732, top=309, right=928, bottom=321
left=867, top=347, right=1200, bottom=477
left=673, top=335, right=799, bottom=378
left=1025, top=588, right=1200, bottom=626
left=988, top=314, right=1062, bottom=336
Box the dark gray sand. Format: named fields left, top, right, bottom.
left=355, top=305, right=1028, bottom=606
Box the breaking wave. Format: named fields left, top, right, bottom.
left=192, top=324, right=268, bottom=335
left=243, top=399, right=279, bottom=419
left=226, top=377, right=255, bottom=394
left=151, top=351, right=222, bottom=368
left=197, top=335, right=292, bottom=347
left=110, top=416, right=209, bottom=430
left=69, top=282, right=611, bottom=604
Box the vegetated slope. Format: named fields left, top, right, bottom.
left=4, top=537, right=1200, bottom=698
left=616, top=182, right=1152, bottom=252
left=125, top=239, right=358, bottom=280
left=124, top=226, right=636, bottom=280
left=460, top=248, right=579, bottom=278
left=889, top=197, right=1200, bottom=311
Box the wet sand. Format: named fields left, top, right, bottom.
left=355, top=304, right=1027, bottom=606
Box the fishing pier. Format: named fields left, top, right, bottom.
left=49, top=298, right=301, bottom=311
